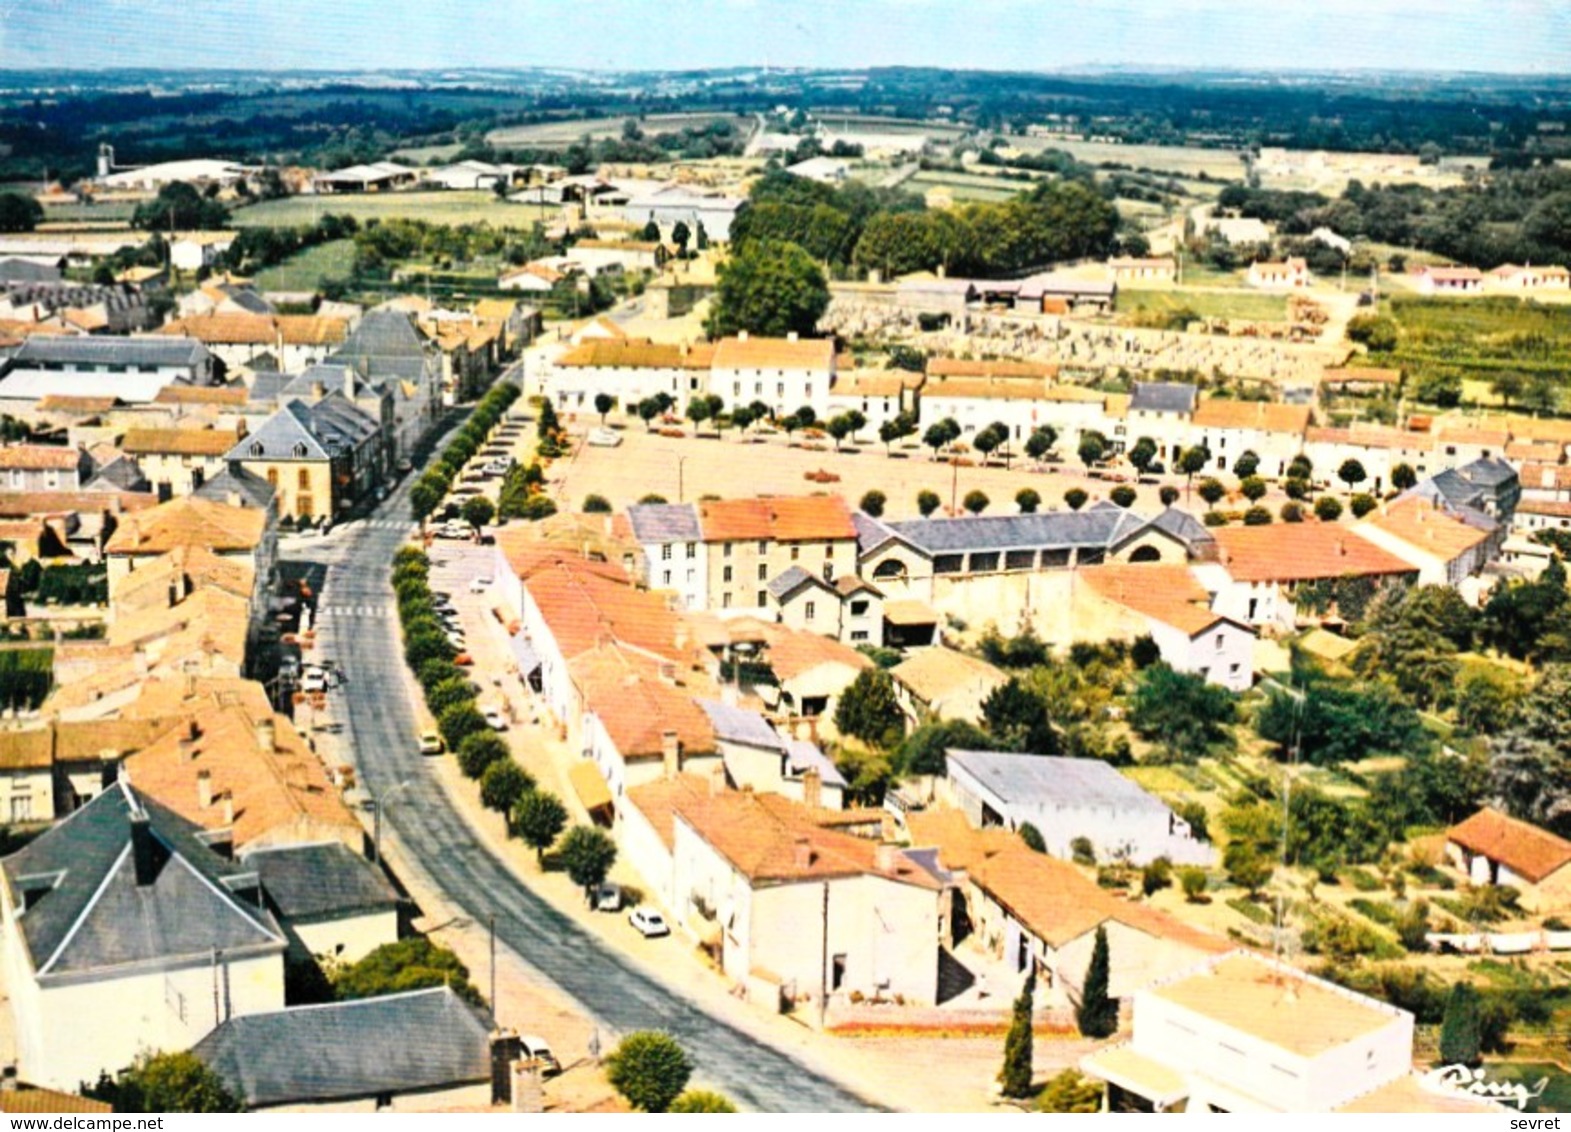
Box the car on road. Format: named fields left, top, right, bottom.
left=629, top=907, right=670, bottom=938
left=396, top=458, right=413, bottom=474
left=519, top=1035, right=560, bottom=1076
left=483, top=707, right=508, bottom=731
left=418, top=731, right=444, bottom=755
left=300, top=668, right=328, bottom=693
left=594, top=883, right=623, bottom=912
left=587, top=428, right=622, bottom=448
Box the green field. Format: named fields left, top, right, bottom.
left=1120, top=287, right=1288, bottom=323
left=906, top=170, right=1022, bottom=202
left=1010, top=136, right=1247, bottom=181
left=232, top=191, right=557, bottom=230
left=389, top=142, right=465, bottom=165
left=486, top=112, right=746, bottom=148
left=252, top=239, right=357, bottom=293
left=42, top=201, right=136, bottom=223
left=1384, top=296, right=1571, bottom=401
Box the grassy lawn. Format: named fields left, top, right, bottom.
left=1009, top=137, right=1246, bottom=181
left=232, top=192, right=556, bottom=230
left=1384, top=295, right=1571, bottom=406
left=1120, top=287, right=1288, bottom=323
left=42, top=200, right=136, bottom=223
left=486, top=112, right=745, bottom=147
left=252, top=239, right=357, bottom=293
left=906, top=171, right=1021, bottom=202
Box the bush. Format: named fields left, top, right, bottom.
left=1142, top=856, right=1173, bottom=897
left=456, top=731, right=508, bottom=779
left=1242, top=505, right=1273, bottom=525
left=1110, top=485, right=1137, bottom=508
left=1203, top=510, right=1228, bottom=527
left=858, top=489, right=886, bottom=517
left=1071, top=836, right=1096, bottom=866
left=998, top=973, right=1036, bottom=1098
left=1314, top=495, right=1344, bottom=521
left=1019, top=822, right=1046, bottom=853
left=517, top=494, right=558, bottom=521
left=962, top=489, right=989, bottom=515
left=438, top=702, right=488, bottom=752
left=605, top=1031, right=693, bottom=1112
left=1179, top=866, right=1209, bottom=902
left=86, top=1052, right=242, bottom=1113
left=1015, top=487, right=1041, bottom=514
left=480, top=759, right=534, bottom=814
left=1063, top=487, right=1088, bottom=511
left=916, top=489, right=941, bottom=516
left=1035, top=1070, right=1103, bottom=1113
left=669, top=1091, right=738, bottom=1113
left=1159, top=485, right=1180, bottom=506
left=331, top=938, right=483, bottom=1007
left=1280, top=501, right=1305, bottom=522
left=582, top=493, right=612, bottom=513
left=1350, top=492, right=1378, bottom=518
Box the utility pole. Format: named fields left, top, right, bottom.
left=489, top=912, right=498, bottom=1027
left=818, top=881, right=830, bottom=1030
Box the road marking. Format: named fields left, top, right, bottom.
left=318, top=603, right=392, bottom=618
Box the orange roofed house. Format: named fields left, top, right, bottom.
left=543, top=337, right=714, bottom=418
left=709, top=332, right=836, bottom=420
left=667, top=787, right=944, bottom=1011
left=697, top=494, right=860, bottom=616
left=1446, top=808, right=1571, bottom=912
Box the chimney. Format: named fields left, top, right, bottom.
left=179, top=733, right=196, bottom=763
left=792, top=836, right=813, bottom=870
left=1337, top=539, right=1347, bottom=557
left=737, top=330, right=749, bottom=341
left=787, top=331, right=799, bottom=342
left=197, top=768, right=213, bottom=809
left=130, top=811, right=156, bottom=887
left=255, top=718, right=275, bottom=753
left=661, top=729, right=681, bottom=779
left=222, top=794, right=235, bottom=826
left=227, top=489, right=242, bottom=508
left=490, top=1031, right=523, bottom=1105
left=709, top=768, right=726, bottom=796
left=802, top=766, right=822, bottom=810
left=874, top=843, right=898, bottom=873
left=310, top=381, right=326, bottom=403
left=510, top=1060, right=543, bottom=1114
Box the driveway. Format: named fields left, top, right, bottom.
left=289, top=412, right=876, bottom=1113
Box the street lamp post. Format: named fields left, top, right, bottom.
left=368, top=777, right=417, bottom=866
left=676, top=454, right=689, bottom=504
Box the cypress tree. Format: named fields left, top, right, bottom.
left=998, top=971, right=1036, bottom=1098
left=1439, top=981, right=1483, bottom=1068
left=1076, top=925, right=1117, bottom=1039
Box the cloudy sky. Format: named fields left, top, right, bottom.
left=3, top=0, right=1567, bottom=73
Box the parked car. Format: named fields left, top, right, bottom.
left=629, top=907, right=670, bottom=938
left=418, top=731, right=444, bottom=755
left=396, top=458, right=414, bottom=474
left=587, top=428, right=622, bottom=448
left=300, top=668, right=328, bottom=694
left=519, top=1036, right=560, bottom=1076
left=594, top=883, right=623, bottom=912
left=483, top=707, right=508, bottom=732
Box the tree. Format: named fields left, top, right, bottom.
left=833, top=668, right=905, bottom=749
left=1127, top=436, right=1158, bottom=475
left=670, top=1091, right=737, bottom=1112
left=426, top=676, right=476, bottom=718
left=1127, top=663, right=1235, bottom=762
left=1110, top=485, right=1137, bottom=508
left=558, top=825, right=618, bottom=896
left=670, top=220, right=691, bottom=257
left=332, top=938, right=481, bottom=1005
left=641, top=219, right=662, bottom=241
left=410, top=480, right=443, bottom=522
left=826, top=412, right=854, bottom=451
left=972, top=423, right=1004, bottom=465
left=1233, top=450, right=1260, bottom=479
left=1018, top=822, right=1047, bottom=853
left=962, top=489, right=989, bottom=515
left=481, top=758, right=534, bottom=815
left=1076, top=926, right=1117, bottom=1038
left=583, top=493, right=612, bottom=513
left=879, top=412, right=916, bottom=455
left=1177, top=445, right=1210, bottom=499
left=594, top=392, right=615, bottom=425
left=457, top=731, right=508, bottom=779
left=1015, top=487, right=1041, bottom=514
left=0, top=192, right=44, bottom=234
left=1077, top=431, right=1107, bottom=469
left=1224, top=842, right=1274, bottom=897
left=88, top=1052, right=242, bottom=1113
left=1337, top=458, right=1368, bottom=489
left=859, top=489, right=886, bottom=517
left=1025, top=425, right=1057, bottom=462
left=439, top=702, right=487, bottom=751
left=461, top=495, right=495, bottom=530
left=923, top=418, right=959, bottom=460
left=917, top=489, right=941, bottom=517
left=1281, top=501, right=1305, bottom=523
left=1035, top=1070, right=1103, bottom=1113
left=1141, top=856, right=1173, bottom=897
left=1159, top=485, right=1180, bottom=506
left=1257, top=675, right=1428, bottom=768
left=1314, top=495, right=1343, bottom=521
left=1064, top=488, right=1088, bottom=511
left=1197, top=478, right=1226, bottom=506
left=897, top=718, right=992, bottom=776
left=1288, top=454, right=1314, bottom=480
left=1239, top=475, right=1267, bottom=503
left=512, top=790, right=568, bottom=863
left=1179, top=867, right=1209, bottom=903
left=1439, top=982, right=1484, bottom=1068
left=132, top=181, right=230, bottom=232
left=606, top=1031, right=693, bottom=1113
left=981, top=677, right=1060, bottom=754
left=998, top=973, right=1036, bottom=1099
left=1349, top=492, right=1378, bottom=518
left=705, top=240, right=829, bottom=339
left=1243, top=505, right=1273, bottom=525
left=1487, top=665, right=1571, bottom=836
left=637, top=397, right=662, bottom=431
left=1390, top=462, right=1418, bottom=491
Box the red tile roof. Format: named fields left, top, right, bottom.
left=0, top=444, right=79, bottom=470
left=698, top=495, right=857, bottom=543
left=1191, top=399, right=1311, bottom=434
left=1213, top=524, right=1417, bottom=583
left=712, top=335, right=834, bottom=371
left=1448, top=807, right=1571, bottom=883
left=571, top=645, right=716, bottom=759
left=1361, top=498, right=1491, bottom=561
left=1080, top=563, right=1234, bottom=637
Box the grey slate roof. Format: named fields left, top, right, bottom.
left=883, top=508, right=1151, bottom=555
left=193, top=987, right=491, bottom=1108
left=13, top=335, right=209, bottom=369
left=1129, top=381, right=1198, bottom=415
left=1, top=783, right=284, bottom=978
left=1150, top=506, right=1217, bottom=550
left=328, top=310, right=431, bottom=385
left=699, top=699, right=784, bottom=750
left=784, top=738, right=848, bottom=788
left=84, top=456, right=150, bottom=493
left=766, top=564, right=832, bottom=601
left=947, top=749, right=1169, bottom=816
left=852, top=511, right=899, bottom=555
left=230, top=394, right=378, bottom=462
left=245, top=841, right=399, bottom=921
left=625, top=501, right=700, bottom=544
left=1454, top=456, right=1518, bottom=488
left=4, top=282, right=142, bottom=317
left=193, top=464, right=276, bottom=510
left=0, top=260, right=62, bottom=285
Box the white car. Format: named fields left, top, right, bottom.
left=483, top=708, right=508, bottom=732
left=628, top=907, right=670, bottom=938
left=519, top=1036, right=560, bottom=1075
left=300, top=668, right=328, bottom=693
left=587, top=428, right=622, bottom=448
left=418, top=731, right=444, bottom=756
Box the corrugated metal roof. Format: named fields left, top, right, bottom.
left=947, top=749, right=1169, bottom=814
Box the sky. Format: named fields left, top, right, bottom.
left=2, top=0, right=1568, bottom=74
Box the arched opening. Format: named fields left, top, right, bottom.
left=872, top=558, right=909, bottom=580
left=1128, top=545, right=1162, bottom=564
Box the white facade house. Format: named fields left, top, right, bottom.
left=621, top=186, right=745, bottom=242
left=169, top=232, right=238, bottom=272
left=1080, top=952, right=1488, bottom=1114
left=945, top=749, right=1214, bottom=866
left=625, top=501, right=708, bottom=610
left=710, top=333, right=835, bottom=420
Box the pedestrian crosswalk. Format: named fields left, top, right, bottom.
left=361, top=519, right=417, bottom=533
left=316, top=603, right=394, bottom=619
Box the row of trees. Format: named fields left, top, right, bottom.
left=409, top=382, right=521, bottom=523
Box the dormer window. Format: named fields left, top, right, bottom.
left=249, top=442, right=264, bottom=457
left=292, top=442, right=308, bottom=458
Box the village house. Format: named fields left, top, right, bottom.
left=621, top=184, right=745, bottom=242
left=0, top=444, right=90, bottom=492
left=498, top=261, right=568, bottom=294
left=889, top=647, right=1007, bottom=727
left=697, top=494, right=860, bottom=616
left=176, top=276, right=275, bottom=320
left=697, top=699, right=846, bottom=810
left=1320, top=367, right=1402, bottom=396
left=824, top=367, right=922, bottom=433
left=120, top=427, right=243, bottom=498
left=1126, top=382, right=1198, bottom=461
left=710, top=333, right=836, bottom=421
left=1355, top=496, right=1500, bottom=589
left=625, top=501, right=708, bottom=610
left=1445, top=808, right=1571, bottom=913
left=156, top=313, right=349, bottom=374
left=666, top=788, right=943, bottom=1010
left=244, top=841, right=400, bottom=967
left=766, top=567, right=884, bottom=646
left=1246, top=258, right=1310, bottom=289
left=1487, top=263, right=1571, bottom=292
left=0, top=337, right=214, bottom=407
left=1081, top=951, right=1496, bottom=1113
left=0, top=784, right=287, bottom=1091
left=1077, top=564, right=1256, bottom=691
left=1187, top=399, right=1311, bottom=478
left=1108, top=257, right=1177, bottom=285
left=545, top=339, right=713, bottom=419
left=168, top=232, right=238, bottom=273
left=567, top=239, right=668, bottom=276
left=944, top=748, right=1215, bottom=866
left=193, top=987, right=493, bottom=1113
left=0, top=715, right=184, bottom=822
left=0, top=280, right=149, bottom=335
left=227, top=395, right=383, bottom=523
left=1414, top=265, right=1484, bottom=295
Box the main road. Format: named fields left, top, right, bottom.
left=292, top=419, right=876, bottom=1113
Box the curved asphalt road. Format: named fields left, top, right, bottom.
left=299, top=413, right=875, bottom=1113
